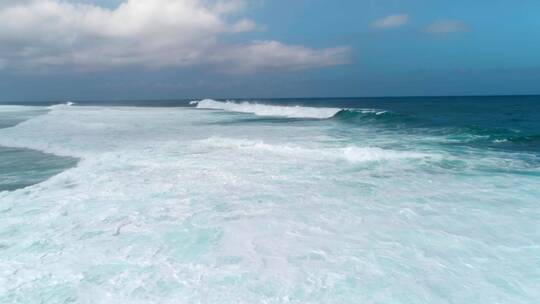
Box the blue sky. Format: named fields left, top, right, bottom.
left=1, top=0, right=539, bottom=101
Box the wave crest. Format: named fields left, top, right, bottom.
left=332, top=109, right=411, bottom=126
left=47, top=101, right=75, bottom=110
left=191, top=99, right=342, bottom=119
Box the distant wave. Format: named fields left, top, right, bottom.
left=191, top=99, right=342, bottom=119
left=47, top=101, right=75, bottom=110
left=332, top=109, right=411, bottom=126
left=190, top=99, right=401, bottom=124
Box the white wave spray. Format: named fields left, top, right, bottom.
left=191, top=99, right=342, bottom=119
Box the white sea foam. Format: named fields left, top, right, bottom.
left=0, top=105, right=539, bottom=303
left=196, top=137, right=431, bottom=163
left=341, top=146, right=428, bottom=162
left=192, top=99, right=342, bottom=119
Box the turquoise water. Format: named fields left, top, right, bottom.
left=0, top=146, right=78, bottom=192
left=0, top=106, right=77, bottom=192
left=0, top=97, right=539, bottom=303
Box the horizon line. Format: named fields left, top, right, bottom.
left=2, top=93, right=540, bottom=103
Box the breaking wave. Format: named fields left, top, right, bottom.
left=190, top=99, right=403, bottom=126
left=332, top=108, right=414, bottom=126
left=47, top=102, right=75, bottom=111
left=191, top=99, right=342, bottom=119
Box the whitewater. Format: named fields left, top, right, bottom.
left=0, top=98, right=539, bottom=303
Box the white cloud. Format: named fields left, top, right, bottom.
left=371, top=14, right=409, bottom=29
left=211, top=41, right=351, bottom=73
left=426, top=20, right=467, bottom=34
left=0, top=0, right=350, bottom=72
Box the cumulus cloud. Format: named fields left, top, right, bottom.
left=0, top=0, right=350, bottom=72
left=371, top=14, right=409, bottom=29
left=426, top=20, right=467, bottom=34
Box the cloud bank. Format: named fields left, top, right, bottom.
left=371, top=14, right=409, bottom=29
left=0, top=0, right=350, bottom=72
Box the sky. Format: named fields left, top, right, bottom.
left=1, top=0, right=539, bottom=101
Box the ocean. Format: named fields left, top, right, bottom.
left=0, top=96, right=539, bottom=303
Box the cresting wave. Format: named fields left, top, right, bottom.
left=190, top=99, right=395, bottom=123
left=47, top=101, right=75, bottom=110
left=191, top=99, right=343, bottom=119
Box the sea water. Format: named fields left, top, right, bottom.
left=0, top=97, right=539, bottom=303
left=0, top=106, right=77, bottom=192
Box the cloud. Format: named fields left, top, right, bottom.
left=426, top=20, right=467, bottom=34
left=211, top=41, right=351, bottom=73
left=0, top=0, right=350, bottom=72
left=371, top=14, right=409, bottom=29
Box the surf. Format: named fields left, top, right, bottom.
left=1, top=98, right=539, bottom=303
left=191, top=99, right=343, bottom=119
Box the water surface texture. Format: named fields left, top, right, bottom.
left=0, top=97, right=539, bottom=303
left=0, top=106, right=77, bottom=192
